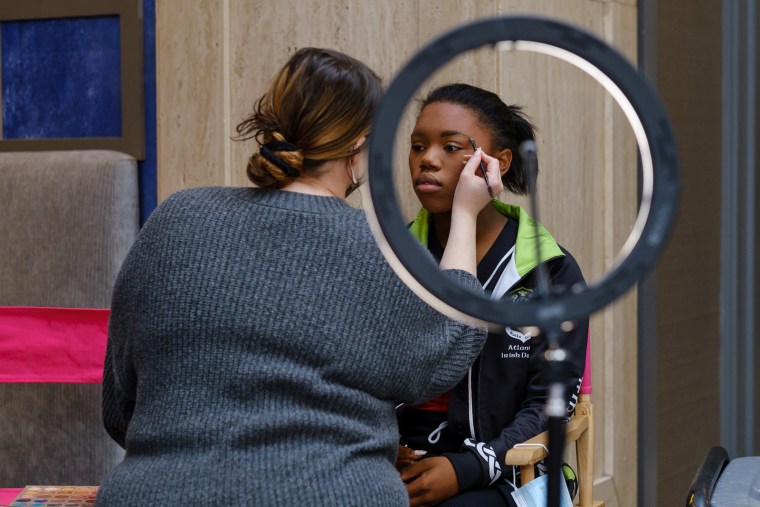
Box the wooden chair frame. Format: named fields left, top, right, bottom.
left=505, top=394, right=601, bottom=507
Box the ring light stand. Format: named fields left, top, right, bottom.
left=363, top=15, right=680, bottom=507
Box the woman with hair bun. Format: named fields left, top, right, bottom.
left=397, top=83, right=588, bottom=506
left=97, top=49, right=501, bottom=506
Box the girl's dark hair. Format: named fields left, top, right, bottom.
left=236, top=47, right=383, bottom=189
left=420, top=83, right=537, bottom=195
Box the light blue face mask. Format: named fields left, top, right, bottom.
left=511, top=473, right=574, bottom=507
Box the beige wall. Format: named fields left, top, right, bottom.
left=156, top=1, right=639, bottom=505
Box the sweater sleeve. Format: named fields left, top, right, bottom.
left=101, top=336, right=135, bottom=449
left=412, top=269, right=489, bottom=403
left=444, top=439, right=505, bottom=491
left=101, top=246, right=142, bottom=449
left=101, top=261, right=139, bottom=449
left=391, top=267, right=489, bottom=406
left=101, top=198, right=167, bottom=449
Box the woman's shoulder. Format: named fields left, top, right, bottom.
left=149, top=187, right=247, bottom=217
left=137, top=187, right=241, bottom=237
left=160, top=186, right=238, bottom=206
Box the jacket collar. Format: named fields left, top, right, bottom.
left=408, top=199, right=564, bottom=278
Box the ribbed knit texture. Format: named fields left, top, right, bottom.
left=97, top=187, right=486, bottom=506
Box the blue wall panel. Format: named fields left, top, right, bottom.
left=0, top=4, right=157, bottom=225
left=1, top=16, right=122, bottom=139
left=140, top=0, right=157, bottom=224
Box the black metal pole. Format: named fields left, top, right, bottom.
left=544, top=326, right=569, bottom=507
left=521, top=141, right=568, bottom=506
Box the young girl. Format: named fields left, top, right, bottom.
left=397, top=83, right=588, bottom=507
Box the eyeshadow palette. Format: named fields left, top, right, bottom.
left=8, top=486, right=98, bottom=507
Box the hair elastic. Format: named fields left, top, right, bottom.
left=265, top=141, right=299, bottom=152
left=260, top=141, right=300, bottom=177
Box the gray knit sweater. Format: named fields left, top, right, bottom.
left=97, top=187, right=486, bottom=506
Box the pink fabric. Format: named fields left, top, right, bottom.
left=0, top=307, right=109, bottom=383
left=0, top=488, right=22, bottom=505
left=580, top=332, right=592, bottom=394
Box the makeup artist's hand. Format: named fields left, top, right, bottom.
left=401, top=456, right=459, bottom=506
left=438, top=148, right=503, bottom=274
left=452, top=148, right=503, bottom=217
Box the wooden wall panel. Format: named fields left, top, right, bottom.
left=229, top=0, right=414, bottom=187
left=156, top=0, right=226, bottom=197
left=228, top=0, right=425, bottom=214
left=598, top=5, right=639, bottom=507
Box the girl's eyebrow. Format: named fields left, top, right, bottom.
left=410, top=129, right=466, bottom=138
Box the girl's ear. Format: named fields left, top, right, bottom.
left=496, top=148, right=512, bottom=177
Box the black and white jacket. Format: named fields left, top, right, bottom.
left=399, top=202, right=588, bottom=492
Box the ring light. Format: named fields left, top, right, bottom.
left=364, top=15, right=679, bottom=329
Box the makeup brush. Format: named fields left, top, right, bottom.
left=469, top=137, right=494, bottom=199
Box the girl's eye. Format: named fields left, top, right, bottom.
left=411, top=143, right=425, bottom=152
left=444, top=144, right=462, bottom=153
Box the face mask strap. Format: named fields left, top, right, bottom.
left=345, top=143, right=363, bottom=197
left=345, top=159, right=360, bottom=197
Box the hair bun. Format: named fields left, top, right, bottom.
left=246, top=134, right=305, bottom=189
left=235, top=47, right=383, bottom=188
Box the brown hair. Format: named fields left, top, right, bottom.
left=236, top=47, right=383, bottom=189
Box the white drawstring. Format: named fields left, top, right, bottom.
left=427, top=421, right=449, bottom=444
left=511, top=443, right=550, bottom=485
left=506, top=467, right=518, bottom=490
left=511, top=442, right=550, bottom=455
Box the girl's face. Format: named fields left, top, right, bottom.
left=409, top=102, right=509, bottom=214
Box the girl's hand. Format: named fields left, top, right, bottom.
left=451, top=148, right=503, bottom=218
left=401, top=456, right=459, bottom=506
